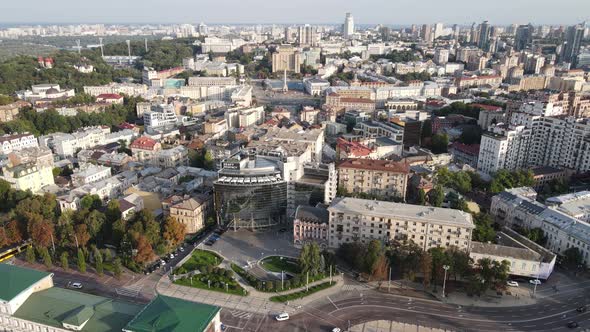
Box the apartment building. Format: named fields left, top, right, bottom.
left=337, top=159, right=409, bottom=200
left=169, top=195, right=211, bottom=233
left=455, top=75, right=502, bottom=90
left=130, top=136, right=162, bottom=162
left=0, top=133, right=38, bottom=154
left=328, top=197, right=474, bottom=250
left=325, top=93, right=376, bottom=112
left=71, top=164, right=112, bottom=187
left=491, top=188, right=590, bottom=267
left=477, top=125, right=532, bottom=175
left=354, top=120, right=405, bottom=145
left=187, top=77, right=237, bottom=87
left=83, top=82, right=148, bottom=97
left=272, top=45, right=301, bottom=73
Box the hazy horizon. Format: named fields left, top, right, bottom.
left=1, top=0, right=589, bottom=26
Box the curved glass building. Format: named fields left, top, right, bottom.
left=214, top=152, right=287, bottom=228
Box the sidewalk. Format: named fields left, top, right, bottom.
left=156, top=273, right=344, bottom=315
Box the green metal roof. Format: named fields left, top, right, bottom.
left=13, top=287, right=142, bottom=332
left=0, top=263, right=51, bottom=301
left=124, top=295, right=220, bottom=332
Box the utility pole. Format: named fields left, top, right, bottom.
left=281, top=270, right=284, bottom=290
left=388, top=267, right=392, bottom=292
left=330, top=265, right=332, bottom=284
left=442, top=265, right=450, bottom=298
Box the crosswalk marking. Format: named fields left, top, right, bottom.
left=230, top=310, right=253, bottom=319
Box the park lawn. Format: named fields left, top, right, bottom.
left=174, top=273, right=247, bottom=296
left=260, top=256, right=300, bottom=274
left=269, top=281, right=336, bottom=303
left=174, top=250, right=222, bottom=275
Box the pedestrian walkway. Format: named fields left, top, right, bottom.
left=156, top=272, right=344, bottom=314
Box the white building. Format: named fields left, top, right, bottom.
left=0, top=133, right=38, bottom=154
left=83, top=83, right=148, bottom=97
left=491, top=188, right=590, bottom=267
left=225, top=106, right=265, bottom=128
left=16, top=84, right=75, bottom=101
left=328, top=197, right=474, bottom=250
left=71, top=164, right=112, bottom=187
left=303, top=78, right=331, bottom=96
left=343, top=13, right=354, bottom=38
left=477, top=125, right=532, bottom=175
left=143, top=104, right=178, bottom=131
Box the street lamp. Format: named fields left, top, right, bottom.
left=442, top=265, right=450, bottom=298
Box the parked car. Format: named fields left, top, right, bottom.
left=68, top=282, right=83, bottom=289
left=506, top=281, right=519, bottom=287
left=205, top=241, right=214, bottom=246
left=567, top=321, right=579, bottom=328
left=332, top=328, right=341, bottom=332
left=529, top=279, right=542, bottom=285
left=275, top=313, right=289, bottom=321
left=577, top=305, right=587, bottom=313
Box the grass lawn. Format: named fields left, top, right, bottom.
left=260, top=256, right=300, bottom=274
left=174, top=272, right=248, bottom=296
left=269, top=281, right=336, bottom=302
left=174, top=250, right=222, bottom=275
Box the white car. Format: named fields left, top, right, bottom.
left=506, top=281, right=519, bottom=287
left=529, top=279, right=542, bottom=285
left=69, top=282, right=83, bottom=289
left=332, top=328, right=342, bottom=332
left=275, top=313, right=289, bottom=321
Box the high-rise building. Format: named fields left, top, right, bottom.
left=272, top=45, right=302, bottom=73
left=343, top=12, right=354, bottom=38
left=478, top=21, right=491, bottom=51
left=434, top=48, right=450, bottom=65
left=434, top=23, right=444, bottom=38
left=562, top=23, right=585, bottom=66
left=420, top=24, right=432, bottom=43
left=298, top=24, right=317, bottom=46
left=515, top=24, right=534, bottom=51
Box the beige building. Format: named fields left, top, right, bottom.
left=328, top=197, right=474, bottom=250
left=337, top=159, right=409, bottom=200
left=204, top=118, right=228, bottom=135
left=272, top=45, right=302, bottom=73
left=169, top=195, right=210, bottom=233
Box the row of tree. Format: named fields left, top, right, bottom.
left=0, top=95, right=142, bottom=136
left=338, top=239, right=510, bottom=295
left=0, top=179, right=187, bottom=273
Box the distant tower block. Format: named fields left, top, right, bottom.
left=126, top=40, right=131, bottom=64
left=145, top=38, right=148, bottom=52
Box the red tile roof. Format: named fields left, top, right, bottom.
left=130, top=136, right=158, bottom=150
left=451, top=142, right=480, bottom=156
left=471, top=103, right=502, bottom=111
left=96, top=93, right=123, bottom=100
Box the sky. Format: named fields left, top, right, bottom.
left=1, top=0, right=589, bottom=25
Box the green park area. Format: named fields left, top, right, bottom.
left=260, top=256, right=300, bottom=274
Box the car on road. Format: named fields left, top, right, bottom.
left=68, top=282, right=83, bottom=289
left=332, top=328, right=341, bottom=332
left=275, top=313, right=289, bottom=321
left=529, top=279, right=542, bottom=285
left=567, top=321, right=579, bottom=328
left=204, top=240, right=214, bottom=246
left=279, top=228, right=287, bottom=233
left=577, top=305, right=587, bottom=313
left=506, top=281, right=519, bottom=287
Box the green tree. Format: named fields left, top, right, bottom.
left=472, top=213, right=496, bottom=242
left=26, top=245, right=36, bottom=264
left=113, top=258, right=123, bottom=279
left=60, top=251, right=69, bottom=270
left=94, top=248, right=104, bottom=276
left=417, top=189, right=427, bottom=205
left=77, top=249, right=86, bottom=273
left=365, top=240, right=383, bottom=274
left=420, top=252, right=433, bottom=288
left=299, top=242, right=322, bottom=276
left=80, top=194, right=102, bottom=210
left=203, top=150, right=215, bottom=170
left=40, top=247, right=52, bottom=268
left=429, top=185, right=445, bottom=207
left=430, top=134, right=449, bottom=154
left=563, top=247, right=584, bottom=268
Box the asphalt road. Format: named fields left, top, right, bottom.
left=220, top=277, right=590, bottom=332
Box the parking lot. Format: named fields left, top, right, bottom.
left=202, top=226, right=300, bottom=268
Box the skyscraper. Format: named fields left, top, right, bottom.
left=562, top=23, right=585, bottom=66
left=421, top=24, right=432, bottom=43
left=478, top=21, right=491, bottom=51
left=298, top=24, right=317, bottom=46
left=434, top=23, right=444, bottom=38
left=515, top=24, right=534, bottom=51
left=343, top=12, right=354, bottom=38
